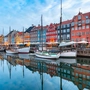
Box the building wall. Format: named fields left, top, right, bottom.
left=0, top=35, right=4, bottom=44
left=57, top=20, right=71, bottom=42
left=30, top=26, right=38, bottom=44
left=46, top=23, right=58, bottom=44
left=15, top=32, right=23, bottom=44
left=24, top=32, right=30, bottom=44
left=71, top=12, right=90, bottom=42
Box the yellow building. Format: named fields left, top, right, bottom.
left=15, top=32, right=30, bottom=46
left=0, top=35, right=4, bottom=45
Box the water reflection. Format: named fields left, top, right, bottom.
left=0, top=53, right=90, bottom=90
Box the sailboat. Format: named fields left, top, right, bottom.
left=35, top=15, right=60, bottom=59
left=59, top=0, right=77, bottom=58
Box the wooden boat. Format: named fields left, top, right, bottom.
left=0, top=47, right=5, bottom=52
left=6, top=46, right=18, bottom=54
left=35, top=51, right=60, bottom=59
left=60, top=51, right=76, bottom=58
left=59, top=41, right=77, bottom=58
left=18, top=46, right=30, bottom=54
left=18, top=44, right=36, bottom=54
left=35, top=15, right=60, bottom=59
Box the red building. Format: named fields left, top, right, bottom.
left=46, top=23, right=58, bottom=44
left=71, top=12, right=90, bottom=42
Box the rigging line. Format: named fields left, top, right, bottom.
left=62, top=11, right=71, bottom=21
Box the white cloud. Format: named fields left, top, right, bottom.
left=0, top=0, right=90, bottom=35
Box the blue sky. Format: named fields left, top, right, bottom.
left=0, top=0, right=90, bottom=35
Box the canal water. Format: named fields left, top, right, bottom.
left=0, top=52, right=90, bottom=90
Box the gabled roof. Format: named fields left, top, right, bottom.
left=25, top=26, right=35, bottom=33
left=5, top=30, right=17, bottom=37
left=72, top=12, right=90, bottom=21
left=18, top=32, right=23, bottom=35
left=62, top=20, right=72, bottom=25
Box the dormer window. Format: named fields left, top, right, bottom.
left=86, top=16, right=88, bottom=19
left=78, top=15, right=81, bottom=20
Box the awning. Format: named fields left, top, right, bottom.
left=77, top=40, right=88, bottom=44
left=59, top=41, right=76, bottom=47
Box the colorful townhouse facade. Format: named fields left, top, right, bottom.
left=61, top=20, right=71, bottom=42
left=15, top=32, right=24, bottom=44
left=46, top=23, right=58, bottom=44
left=25, top=26, right=35, bottom=45
left=4, top=30, right=18, bottom=45
left=30, top=26, right=40, bottom=44
left=0, top=35, right=4, bottom=45
left=71, top=12, right=90, bottom=42
left=3, top=11, right=90, bottom=46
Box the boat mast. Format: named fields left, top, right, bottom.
left=59, top=0, right=62, bottom=43
left=41, top=15, right=43, bottom=51
left=2, top=28, right=4, bottom=46
left=23, top=27, right=24, bottom=45
left=60, top=0, right=62, bottom=90
left=9, top=26, right=11, bottom=46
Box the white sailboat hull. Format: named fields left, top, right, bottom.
left=60, top=51, right=76, bottom=58
left=6, top=50, right=18, bottom=54
left=35, top=51, right=60, bottom=59
left=0, top=48, right=5, bottom=52
left=18, top=47, right=30, bottom=54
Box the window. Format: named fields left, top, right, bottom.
left=67, top=29, right=70, bottom=32
left=75, top=27, right=78, bottom=30
left=82, top=20, right=85, bottom=24
left=85, top=16, right=88, bottom=19
left=63, top=25, right=66, bottom=28
left=57, top=26, right=60, bottom=29
left=78, top=21, right=82, bottom=26
left=63, top=29, right=66, bottom=33
left=72, top=28, right=74, bottom=30
left=67, top=34, right=70, bottom=39
left=86, top=19, right=90, bottom=24
left=77, top=32, right=81, bottom=36
left=71, top=22, right=74, bottom=26
left=86, top=32, right=89, bottom=35
left=82, top=32, right=85, bottom=35
left=63, top=34, right=67, bottom=40
left=82, top=26, right=85, bottom=29
left=86, top=25, right=89, bottom=29
left=61, top=30, right=63, bottom=33
left=67, top=24, right=70, bottom=27
left=78, top=15, right=81, bottom=20
left=75, top=22, right=78, bottom=24
left=71, top=33, right=74, bottom=36
left=71, top=39, right=74, bottom=41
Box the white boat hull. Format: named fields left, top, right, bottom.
left=0, top=48, right=5, bottom=52
left=60, top=51, right=76, bottom=58
left=6, top=50, right=18, bottom=54
left=35, top=51, right=60, bottom=59
left=18, top=47, right=30, bottom=54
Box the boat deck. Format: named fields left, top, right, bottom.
left=77, top=48, right=90, bottom=57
